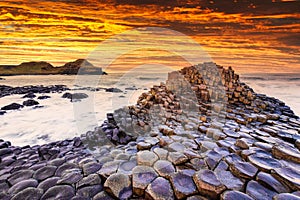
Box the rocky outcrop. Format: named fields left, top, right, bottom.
left=0, top=63, right=300, bottom=199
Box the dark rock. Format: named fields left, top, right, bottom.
left=272, top=144, right=300, bottom=164
left=57, top=170, right=83, bottom=185
left=248, top=154, right=282, bottom=172
left=22, top=93, right=36, bottom=98
left=246, top=180, right=278, bottom=200
left=38, top=95, right=51, bottom=100
left=23, top=99, right=39, bottom=106
left=93, top=191, right=114, bottom=200
left=41, top=185, right=75, bottom=200
left=0, top=111, right=6, bottom=115
left=82, top=162, right=102, bottom=176
left=55, top=162, right=80, bottom=176
left=256, top=172, right=291, bottom=193
left=193, top=169, right=226, bottom=199
left=145, top=177, right=174, bottom=200
left=33, top=165, right=57, bottom=181
left=170, top=171, right=198, bottom=199
left=105, top=88, right=122, bottom=93
left=77, top=185, right=103, bottom=198
left=38, top=177, right=60, bottom=192
left=221, top=190, right=254, bottom=200
left=8, top=169, right=34, bottom=185
left=104, top=173, right=132, bottom=199
left=1, top=103, right=24, bottom=110
left=77, top=174, right=101, bottom=188
left=132, top=166, right=158, bottom=196
left=8, top=179, right=38, bottom=195
left=11, top=187, right=43, bottom=200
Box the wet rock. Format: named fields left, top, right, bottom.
left=77, top=174, right=101, bottom=188
left=229, top=161, right=258, bottom=179
left=221, top=190, right=254, bottom=200
left=137, top=150, right=158, bottom=166
left=77, top=185, right=103, bottom=198
left=193, top=169, right=226, bottom=199
left=33, top=165, right=57, bottom=181
left=8, top=179, right=38, bottom=195
left=41, top=185, right=75, bottom=200
left=23, top=99, right=39, bottom=107
left=248, top=154, right=282, bottom=172
left=93, top=191, right=114, bottom=200
left=256, top=172, right=290, bottom=193
left=11, top=187, right=43, bottom=200
left=271, top=167, right=300, bottom=190
left=117, top=160, right=137, bottom=175
left=272, top=144, right=300, bottom=164
left=153, top=160, right=175, bottom=178
left=82, top=162, right=102, bottom=176
left=132, top=166, right=158, bottom=196
left=38, top=95, right=51, bottom=100
left=8, top=169, right=34, bottom=185
left=38, top=177, right=60, bottom=192
left=104, top=173, right=132, bottom=199
left=57, top=170, right=83, bottom=185
left=170, top=171, right=197, bottom=199
left=273, top=193, right=300, bottom=200
left=145, top=177, right=174, bottom=200
left=55, top=162, right=80, bottom=176
left=216, top=170, right=244, bottom=191
left=22, top=93, right=36, bottom=98
left=1, top=103, right=24, bottom=110
left=246, top=180, right=277, bottom=200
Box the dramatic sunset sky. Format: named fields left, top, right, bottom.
left=1, top=0, right=299, bottom=73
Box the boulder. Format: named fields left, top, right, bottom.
left=1, top=103, right=24, bottom=110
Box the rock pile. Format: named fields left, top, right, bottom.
left=0, top=63, right=300, bottom=199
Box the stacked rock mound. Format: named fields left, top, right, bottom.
left=1, top=63, right=300, bottom=200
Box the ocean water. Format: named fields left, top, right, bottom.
left=0, top=72, right=299, bottom=146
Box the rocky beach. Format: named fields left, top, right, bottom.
left=0, top=62, right=300, bottom=200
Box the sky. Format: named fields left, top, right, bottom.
left=0, top=0, right=300, bottom=73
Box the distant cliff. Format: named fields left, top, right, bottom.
left=0, top=59, right=106, bottom=75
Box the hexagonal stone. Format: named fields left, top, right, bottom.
left=214, top=161, right=228, bottom=172
left=272, top=144, right=300, bottom=164
left=145, top=177, right=174, bottom=200
left=132, top=166, right=158, bottom=196
left=58, top=170, right=83, bottom=185
left=168, top=152, right=188, bottom=165
left=271, top=167, right=300, bottom=190
left=137, top=151, right=158, bottom=166
left=77, top=185, right=103, bottom=198
left=246, top=180, right=277, bottom=200
left=168, top=142, right=185, bottom=152
left=55, top=162, right=80, bottom=176
left=186, top=195, right=208, bottom=200
left=104, top=173, right=132, bottom=199
left=33, top=165, right=57, bottom=181
left=153, top=160, right=175, bottom=178
left=200, top=141, right=218, bottom=152
left=77, top=174, right=102, bottom=188
left=8, top=169, right=34, bottom=185
left=93, top=191, right=114, bottom=200
left=248, top=154, right=282, bottom=172
left=38, top=177, right=60, bottom=192
left=221, top=190, right=254, bottom=200
left=11, top=187, right=43, bottom=200
left=273, top=193, right=300, bottom=200
left=41, top=185, right=75, bottom=199
left=98, top=161, right=121, bottom=179
left=153, top=148, right=168, bottom=160
left=235, top=138, right=251, bottom=149
left=229, top=161, right=258, bottom=179
left=8, top=179, right=38, bottom=195
left=137, top=142, right=151, bottom=150
left=215, top=170, right=244, bottom=191
left=82, top=162, right=102, bottom=176
left=170, top=171, right=197, bottom=199
left=256, top=172, right=290, bottom=193
left=193, top=169, right=226, bottom=199
left=117, top=160, right=137, bottom=175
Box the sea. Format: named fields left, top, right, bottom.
left=0, top=72, right=299, bottom=146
